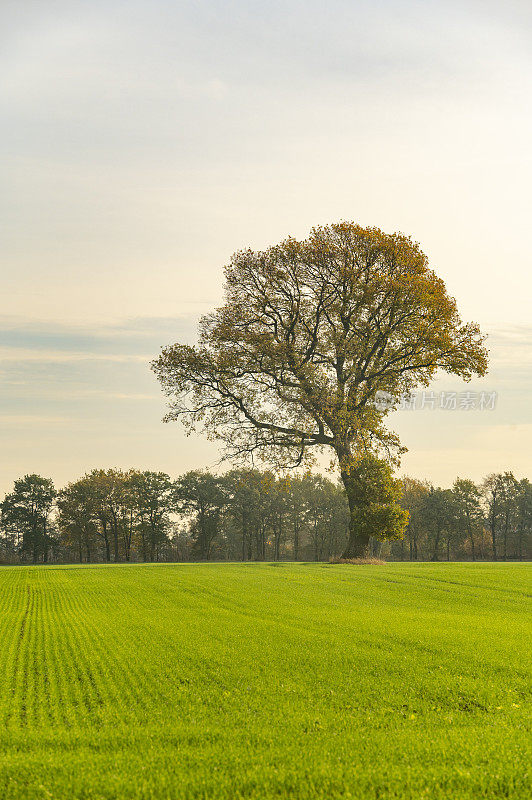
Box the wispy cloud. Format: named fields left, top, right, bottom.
left=0, top=314, right=198, bottom=353
left=0, top=314, right=195, bottom=426
left=0, top=349, right=151, bottom=363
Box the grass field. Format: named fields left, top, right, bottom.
left=0, top=563, right=530, bottom=799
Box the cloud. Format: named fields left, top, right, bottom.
left=0, top=349, right=151, bottom=364
left=0, top=314, right=199, bottom=356
left=0, top=315, right=197, bottom=430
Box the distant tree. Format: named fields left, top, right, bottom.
left=58, top=469, right=155, bottom=563
left=422, top=487, right=454, bottom=562
left=82, top=472, right=113, bottom=561
left=82, top=469, right=137, bottom=562
left=248, top=471, right=280, bottom=561
left=223, top=469, right=348, bottom=562
left=1, top=475, right=56, bottom=563
left=57, top=480, right=99, bottom=562
left=482, top=474, right=503, bottom=561
left=285, top=475, right=309, bottom=561
left=304, top=474, right=348, bottom=561
left=497, top=472, right=519, bottom=561
left=452, top=478, right=483, bottom=561
left=130, top=471, right=175, bottom=562
left=224, top=469, right=264, bottom=560
left=400, top=478, right=430, bottom=560
left=268, top=475, right=290, bottom=561
left=174, top=471, right=227, bottom=560
left=153, top=223, right=487, bottom=557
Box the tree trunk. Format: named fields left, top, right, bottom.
left=467, top=517, right=475, bottom=561
left=340, top=467, right=370, bottom=559
left=341, top=502, right=370, bottom=559
left=503, top=517, right=508, bottom=561
left=100, top=520, right=111, bottom=562
left=149, top=514, right=157, bottom=562
left=256, top=523, right=266, bottom=561
left=431, top=526, right=441, bottom=561
left=241, top=511, right=247, bottom=561
left=490, top=523, right=497, bottom=560
left=342, top=524, right=370, bottom=558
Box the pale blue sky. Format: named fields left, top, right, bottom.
left=1, top=0, right=531, bottom=493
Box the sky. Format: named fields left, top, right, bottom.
left=1, top=0, right=531, bottom=494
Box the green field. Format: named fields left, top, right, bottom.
left=0, top=563, right=530, bottom=799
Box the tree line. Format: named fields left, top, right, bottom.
left=1, top=468, right=530, bottom=564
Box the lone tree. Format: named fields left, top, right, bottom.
left=152, top=223, right=488, bottom=558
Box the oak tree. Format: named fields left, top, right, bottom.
left=153, top=223, right=488, bottom=557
